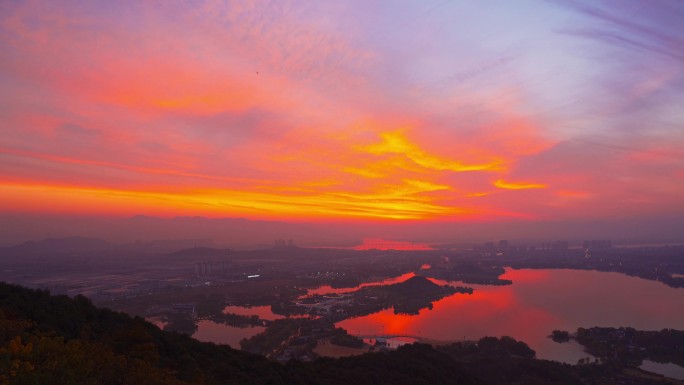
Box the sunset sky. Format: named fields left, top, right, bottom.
left=1, top=1, right=683, bottom=244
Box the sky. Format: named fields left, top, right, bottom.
left=1, top=0, right=683, bottom=245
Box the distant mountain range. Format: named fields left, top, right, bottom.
left=0, top=214, right=363, bottom=249
left=167, top=246, right=234, bottom=258
left=0, top=236, right=220, bottom=258
left=0, top=236, right=112, bottom=257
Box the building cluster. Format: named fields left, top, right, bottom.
left=274, top=239, right=296, bottom=249
left=583, top=240, right=612, bottom=250
left=541, top=241, right=569, bottom=252
left=475, top=239, right=612, bottom=256
left=475, top=240, right=553, bottom=255
left=194, top=261, right=234, bottom=276
left=295, top=294, right=352, bottom=318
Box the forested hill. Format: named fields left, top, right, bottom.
left=0, top=282, right=670, bottom=385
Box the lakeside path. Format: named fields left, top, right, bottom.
left=314, top=335, right=462, bottom=358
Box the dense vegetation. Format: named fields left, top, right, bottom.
left=574, top=327, right=684, bottom=367
left=239, top=318, right=362, bottom=359
left=1, top=282, right=678, bottom=384
left=551, top=330, right=571, bottom=343
left=294, top=276, right=471, bottom=321
left=424, top=262, right=513, bottom=286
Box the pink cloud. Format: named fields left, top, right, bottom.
left=0, top=0, right=683, bottom=228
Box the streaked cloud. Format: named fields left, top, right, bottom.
left=494, top=180, right=546, bottom=190
left=360, top=131, right=502, bottom=172
left=0, top=0, right=682, bottom=228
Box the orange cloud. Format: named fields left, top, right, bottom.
left=0, top=112, right=563, bottom=221
left=360, top=131, right=503, bottom=173
left=0, top=182, right=465, bottom=220
left=493, top=179, right=546, bottom=190
left=6, top=1, right=680, bottom=227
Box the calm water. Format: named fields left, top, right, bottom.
left=337, top=268, right=684, bottom=365
left=188, top=305, right=284, bottom=348
left=224, top=305, right=283, bottom=321
left=640, top=360, right=684, bottom=380
left=147, top=310, right=268, bottom=349
left=192, top=268, right=684, bottom=377
left=305, top=272, right=416, bottom=296
left=194, top=320, right=265, bottom=349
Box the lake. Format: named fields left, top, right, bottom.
left=304, top=272, right=416, bottom=296
left=191, top=305, right=285, bottom=348
left=193, top=321, right=266, bottom=348
left=337, top=268, right=684, bottom=365
left=640, top=360, right=684, bottom=381
left=191, top=268, right=684, bottom=378
left=223, top=304, right=283, bottom=321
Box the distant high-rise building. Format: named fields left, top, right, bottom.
left=583, top=240, right=612, bottom=250
left=195, top=262, right=214, bottom=276
left=275, top=239, right=287, bottom=248
left=498, top=240, right=509, bottom=252
left=552, top=241, right=568, bottom=252
left=274, top=239, right=295, bottom=249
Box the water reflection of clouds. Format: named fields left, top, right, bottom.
left=223, top=305, right=282, bottom=321
left=304, top=272, right=416, bottom=297
left=193, top=320, right=265, bottom=349
left=337, top=269, right=684, bottom=363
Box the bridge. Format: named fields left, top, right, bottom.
left=355, top=334, right=467, bottom=345
left=356, top=334, right=424, bottom=340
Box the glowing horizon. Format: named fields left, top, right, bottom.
left=1, top=1, right=683, bottom=227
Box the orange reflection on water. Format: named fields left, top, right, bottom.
left=353, top=238, right=433, bottom=251
left=305, top=273, right=416, bottom=296
left=337, top=276, right=559, bottom=346
left=364, top=312, right=418, bottom=335
left=223, top=305, right=282, bottom=321
left=193, top=320, right=265, bottom=349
